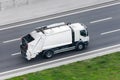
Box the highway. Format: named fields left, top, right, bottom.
left=0, top=3, right=120, bottom=74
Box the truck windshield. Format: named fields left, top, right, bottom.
left=23, top=34, right=34, bottom=43
left=80, top=30, right=88, bottom=37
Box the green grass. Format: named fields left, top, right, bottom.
left=8, top=52, right=120, bottom=80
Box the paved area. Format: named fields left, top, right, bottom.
left=0, top=0, right=116, bottom=26
left=0, top=3, right=120, bottom=79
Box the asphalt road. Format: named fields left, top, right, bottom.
left=0, top=3, right=120, bottom=73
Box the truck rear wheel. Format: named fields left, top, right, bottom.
left=75, top=43, right=84, bottom=51
left=43, top=50, right=54, bottom=59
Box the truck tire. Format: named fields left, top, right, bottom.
left=75, top=43, right=85, bottom=51
left=43, top=50, right=54, bottom=59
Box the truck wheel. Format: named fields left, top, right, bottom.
left=76, top=43, right=84, bottom=51
left=43, top=50, right=54, bottom=59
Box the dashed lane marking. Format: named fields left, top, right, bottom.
left=101, top=28, right=120, bottom=35
left=90, top=17, right=112, bottom=24
left=3, top=38, right=20, bottom=43
left=11, top=52, right=21, bottom=56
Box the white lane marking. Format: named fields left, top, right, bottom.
left=11, top=52, right=20, bottom=56
left=90, top=17, right=112, bottom=24
left=101, top=28, right=120, bottom=35
left=0, top=2, right=120, bottom=31
left=1, top=43, right=120, bottom=76
left=3, top=38, right=20, bottom=43
left=0, top=26, right=21, bottom=31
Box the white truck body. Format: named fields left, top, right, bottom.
left=20, top=22, right=89, bottom=60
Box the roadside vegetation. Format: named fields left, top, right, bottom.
left=8, top=52, right=120, bottom=80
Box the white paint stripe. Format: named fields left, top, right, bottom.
left=101, top=28, right=120, bottom=35
left=11, top=52, right=20, bottom=56
left=3, top=38, right=20, bottom=43
left=1, top=43, right=120, bottom=75
left=0, top=2, right=120, bottom=31
left=90, top=17, right=112, bottom=23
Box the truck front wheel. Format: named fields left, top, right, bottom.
left=75, top=43, right=85, bottom=51
left=43, top=50, right=54, bottom=59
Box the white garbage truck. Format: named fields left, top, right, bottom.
left=20, top=22, right=89, bottom=60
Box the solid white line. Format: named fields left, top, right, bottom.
left=101, top=28, right=120, bottom=35
left=11, top=52, right=20, bottom=56
left=0, top=2, right=120, bottom=31
left=3, top=38, right=20, bottom=43
left=1, top=43, right=120, bottom=76
left=90, top=17, right=112, bottom=24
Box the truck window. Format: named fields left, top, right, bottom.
left=22, top=38, right=26, bottom=45
left=23, top=34, right=34, bottom=43
left=80, top=30, right=88, bottom=37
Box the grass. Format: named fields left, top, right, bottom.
left=8, top=52, right=120, bottom=80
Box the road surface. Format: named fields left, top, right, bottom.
left=0, top=3, right=120, bottom=74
